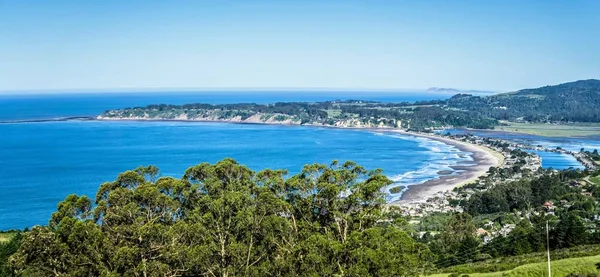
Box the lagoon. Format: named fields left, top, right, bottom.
left=442, top=129, right=597, bottom=170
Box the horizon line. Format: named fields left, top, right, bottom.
left=0, top=86, right=498, bottom=95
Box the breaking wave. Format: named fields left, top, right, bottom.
left=378, top=133, right=474, bottom=202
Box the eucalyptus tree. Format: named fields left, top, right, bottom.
left=10, top=159, right=431, bottom=276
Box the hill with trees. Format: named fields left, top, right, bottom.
left=446, top=79, right=600, bottom=123
left=99, top=80, right=600, bottom=130
left=98, top=99, right=497, bottom=130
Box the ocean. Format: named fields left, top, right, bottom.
left=0, top=91, right=468, bottom=230
left=0, top=91, right=453, bottom=121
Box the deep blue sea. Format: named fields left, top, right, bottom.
left=0, top=91, right=453, bottom=121
left=0, top=91, right=469, bottom=230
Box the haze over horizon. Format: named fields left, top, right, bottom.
left=1, top=0, right=599, bottom=93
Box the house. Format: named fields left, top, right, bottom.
left=483, top=236, right=494, bottom=244
left=543, top=201, right=555, bottom=211
left=476, top=228, right=489, bottom=236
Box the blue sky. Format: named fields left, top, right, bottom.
left=0, top=0, right=598, bottom=92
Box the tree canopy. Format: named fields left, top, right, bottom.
left=9, top=159, right=432, bottom=277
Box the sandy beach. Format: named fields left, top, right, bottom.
left=387, top=130, right=503, bottom=206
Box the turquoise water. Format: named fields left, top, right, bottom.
left=441, top=129, right=597, bottom=169
left=528, top=150, right=584, bottom=170
left=0, top=92, right=466, bottom=230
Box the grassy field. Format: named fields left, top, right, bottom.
left=427, top=255, right=600, bottom=277
left=590, top=176, right=600, bottom=185
left=494, top=122, right=600, bottom=137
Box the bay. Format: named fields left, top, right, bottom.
left=0, top=91, right=466, bottom=229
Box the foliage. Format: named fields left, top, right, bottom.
left=101, top=99, right=499, bottom=130
left=566, top=272, right=599, bottom=277
left=102, top=79, right=600, bottom=131
left=464, top=172, right=580, bottom=216
left=413, top=213, right=453, bottom=232
left=8, top=159, right=432, bottom=276
left=0, top=232, right=21, bottom=277
left=447, top=79, right=600, bottom=123
left=428, top=213, right=480, bottom=267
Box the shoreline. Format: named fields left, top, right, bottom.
left=386, top=130, right=503, bottom=206
left=97, top=117, right=504, bottom=205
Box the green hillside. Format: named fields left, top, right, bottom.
left=101, top=80, right=600, bottom=131
left=428, top=254, right=600, bottom=277
left=447, top=79, right=600, bottom=123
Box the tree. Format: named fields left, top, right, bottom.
left=9, top=159, right=430, bottom=276
left=435, top=213, right=479, bottom=267
left=552, top=212, right=588, bottom=249
left=505, top=180, right=532, bottom=211
left=0, top=232, right=22, bottom=277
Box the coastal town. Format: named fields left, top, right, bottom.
left=397, top=130, right=600, bottom=244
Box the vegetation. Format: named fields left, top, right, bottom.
left=101, top=79, right=600, bottom=132
left=409, top=167, right=600, bottom=275
left=437, top=244, right=600, bottom=275
left=4, top=156, right=600, bottom=276
left=389, top=185, right=406, bottom=194
left=0, top=232, right=21, bottom=277
left=446, top=79, right=600, bottom=124
left=584, top=149, right=600, bottom=162
left=0, top=233, right=15, bottom=244
left=100, top=99, right=497, bottom=130
left=494, top=122, right=600, bottom=137
left=7, top=160, right=433, bottom=277
left=427, top=254, right=600, bottom=277
left=462, top=173, right=578, bottom=216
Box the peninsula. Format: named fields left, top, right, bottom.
left=97, top=99, right=496, bottom=130
left=99, top=79, right=600, bottom=135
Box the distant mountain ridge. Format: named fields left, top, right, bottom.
left=510, top=79, right=600, bottom=96
left=446, top=79, right=600, bottom=123
left=426, top=87, right=493, bottom=94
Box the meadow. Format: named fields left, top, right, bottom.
left=495, top=122, right=600, bottom=137
left=427, top=254, right=600, bottom=277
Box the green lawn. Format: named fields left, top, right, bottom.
left=590, top=176, right=600, bottom=185
left=494, top=122, right=600, bottom=137
left=427, top=255, right=600, bottom=277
